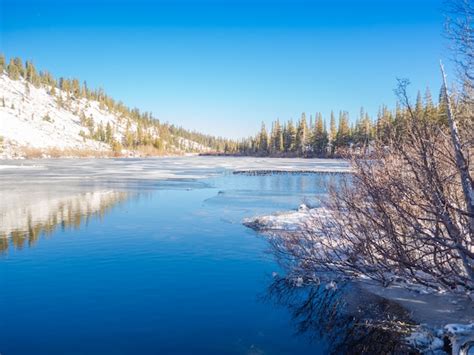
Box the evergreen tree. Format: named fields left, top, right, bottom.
left=285, top=120, right=297, bottom=153
left=276, top=120, right=284, bottom=153
left=295, top=113, right=308, bottom=155
left=424, top=87, right=434, bottom=110
left=25, top=61, right=40, bottom=87
left=257, top=122, right=268, bottom=154
left=329, top=111, right=337, bottom=142
left=72, top=79, right=81, bottom=97
left=13, top=57, right=24, bottom=77
left=7, top=58, right=20, bottom=80
left=311, top=113, right=328, bottom=156
left=438, top=85, right=449, bottom=123
left=105, top=122, right=113, bottom=143
left=269, top=119, right=283, bottom=155
left=335, top=111, right=351, bottom=150
left=375, top=105, right=393, bottom=143
left=0, top=54, right=5, bottom=72
left=415, top=91, right=423, bottom=115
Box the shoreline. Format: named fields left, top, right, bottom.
left=243, top=205, right=474, bottom=352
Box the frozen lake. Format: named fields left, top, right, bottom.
left=0, top=157, right=409, bottom=354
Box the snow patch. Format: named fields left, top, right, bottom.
left=243, top=204, right=328, bottom=232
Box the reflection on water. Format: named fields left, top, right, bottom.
left=0, top=190, right=129, bottom=252
left=265, top=276, right=418, bottom=354
left=0, top=161, right=414, bottom=354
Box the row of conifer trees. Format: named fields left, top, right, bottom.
left=1, top=54, right=449, bottom=157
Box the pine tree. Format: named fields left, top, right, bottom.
left=295, top=113, right=308, bottom=155
left=7, top=58, right=20, bottom=80
left=335, top=111, right=351, bottom=150
left=13, top=57, right=24, bottom=77
left=275, top=120, right=284, bottom=153
left=270, top=120, right=283, bottom=155
left=72, top=79, right=81, bottom=97
left=105, top=122, right=113, bottom=143
left=375, top=105, right=393, bottom=143
left=285, top=120, right=297, bottom=153
left=329, top=111, right=337, bottom=142
left=311, top=113, right=328, bottom=156
left=0, top=54, right=5, bottom=72
left=82, top=81, right=88, bottom=98
left=438, top=85, right=449, bottom=123
left=424, top=87, right=433, bottom=110
left=415, top=91, right=423, bottom=114
left=257, top=122, right=268, bottom=154
left=25, top=61, right=40, bottom=87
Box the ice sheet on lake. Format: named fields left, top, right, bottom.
left=0, top=157, right=348, bottom=237
left=0, top=156, right=350, bottom=180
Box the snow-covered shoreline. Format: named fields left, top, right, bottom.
left=243, top=205, right=474, bottom=352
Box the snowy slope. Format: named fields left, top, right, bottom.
left=0, top=73, right=210, bottom=158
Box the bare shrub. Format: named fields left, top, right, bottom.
left=269, top=80, right=473, bottom=294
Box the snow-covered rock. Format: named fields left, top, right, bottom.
left=242, top=204, right=328, bottom=232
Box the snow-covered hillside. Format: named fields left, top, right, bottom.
left=0, top=73, right=210, bottom=158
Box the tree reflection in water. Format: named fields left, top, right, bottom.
left=265, top=276, right=419, bottom=354
left=0, top=190, right=130, bottom=253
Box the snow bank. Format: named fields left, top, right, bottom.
left=243, top=204, right=326, bottom=231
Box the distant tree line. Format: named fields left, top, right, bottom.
left=0, top=54, right=451, bottom=159
left=221, top=87, right=450, bottom=157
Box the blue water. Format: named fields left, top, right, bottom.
left=0, top=169, right=334, bottom=354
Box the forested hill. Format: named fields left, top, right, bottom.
left=0, top=55, right=232, bottom=159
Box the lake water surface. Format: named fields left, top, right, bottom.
left=0, top=157, right=410, bottom=354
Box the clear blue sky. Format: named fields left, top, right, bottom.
left=1, top=0, right=452, bottom=138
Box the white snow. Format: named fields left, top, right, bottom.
left=0, top=164, right=45, bottom=169
left=0, top=74, right=108, bottom=152
left=243, top=204, right=328, bottom=231
left=0, top=73, right=210, bottom=158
